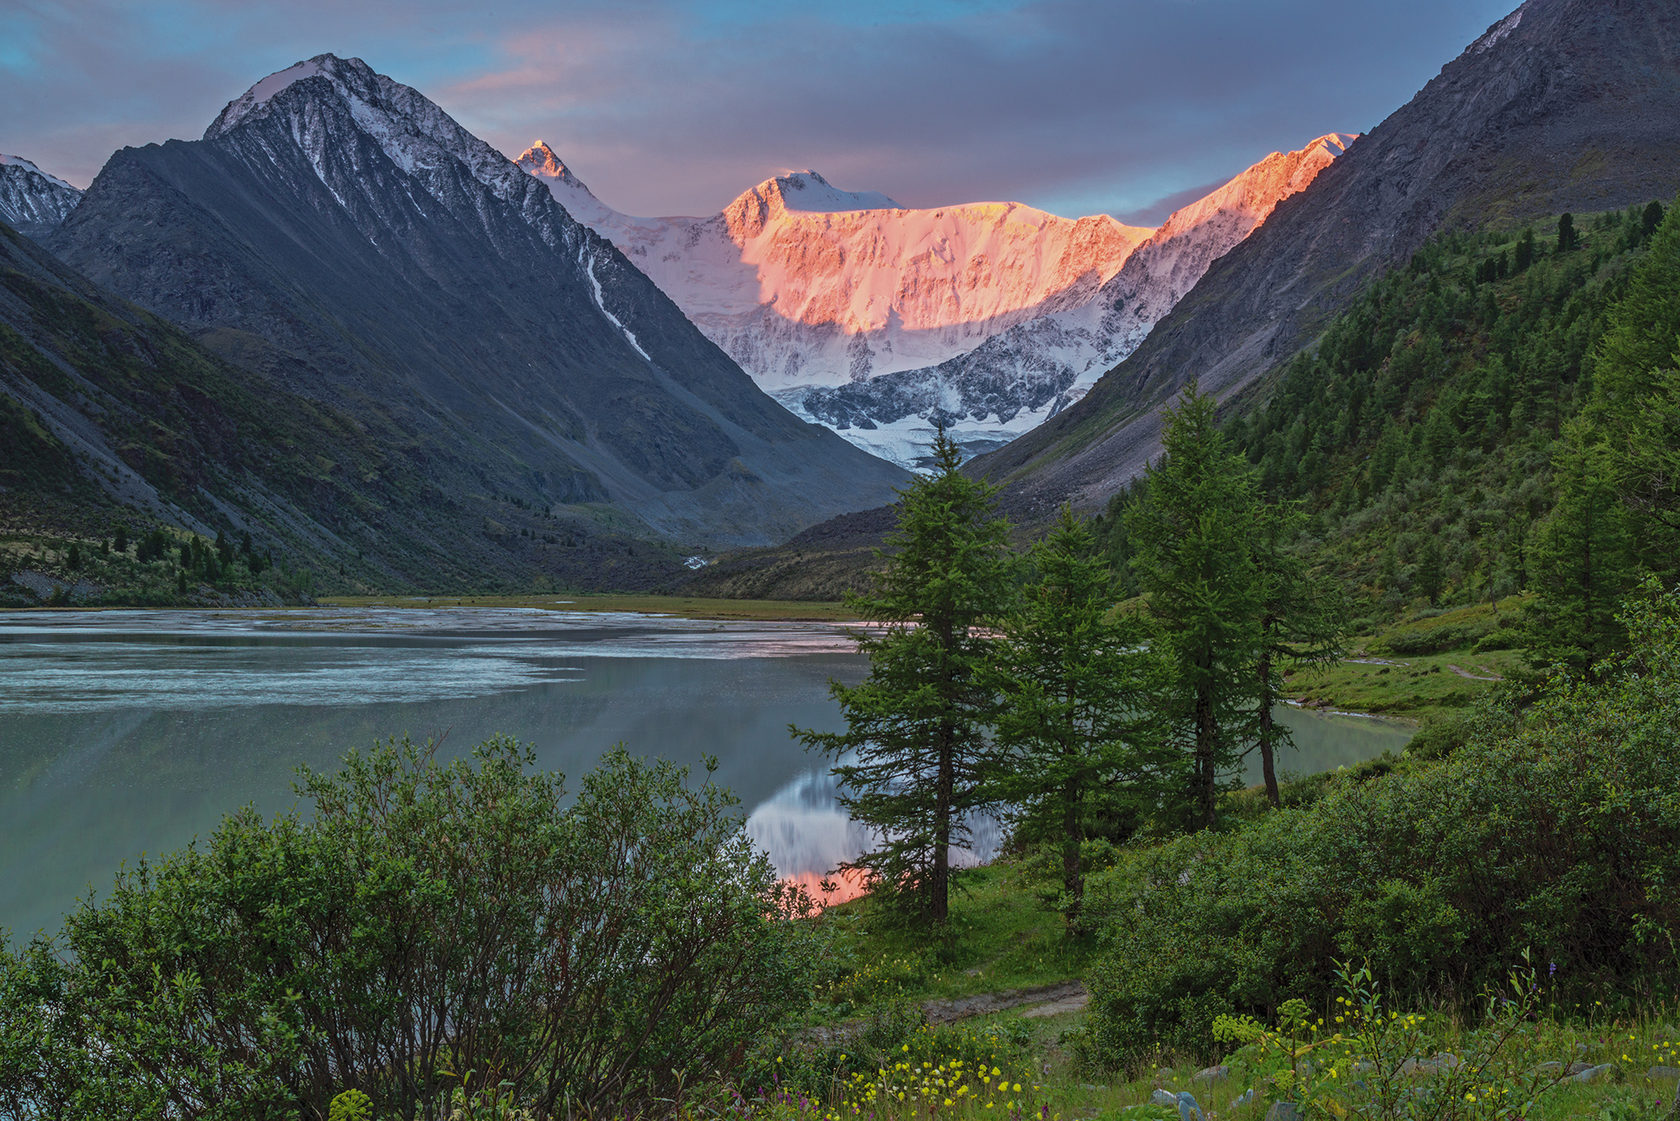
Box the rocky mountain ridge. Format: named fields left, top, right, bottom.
left=36, top=54, right=906, bottom=585
left=0, top=154, right=82, bottom=240
left=519, top=143, right=1154, bottom=406
left=975, top=0, right=1680, bottom=517
left=780, top=135, right=1353, bottom=466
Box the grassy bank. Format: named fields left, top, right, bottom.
left=754, top=847, right=1680, bottom=1121
left=1277, top=599, right=1527, bottom=725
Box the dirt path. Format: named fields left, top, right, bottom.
left=924, top=981, right=1088, bottom=1024
left=1447, top=663, right=1503, bottom=681
left=799, top=982, right=1090, bottom=1046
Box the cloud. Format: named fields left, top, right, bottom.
left=1, top=0, right=1518, bottom=217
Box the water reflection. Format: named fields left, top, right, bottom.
left=0, top=609, right=1410, bottom=936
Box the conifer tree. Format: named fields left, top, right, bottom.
left=1126, top=386, right=1264, bottom=829
left=1251, top=502, right=1344, bottom=805
left=987, top=506, right=1171, bottom=931
left=794, top=429, right=1013, bottom=922
left=1523, top=428, right=1636, bottom=675
left=1588, top=193, right=1680, bottom=575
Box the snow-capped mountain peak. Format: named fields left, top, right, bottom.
left=0, top=153, right=77, bottom=193
left=0, top=152, right=83, bottom=239
left=518, top=140, right=586, bottom=190
left=515, top=141, right=617, bottom=226
left=749, top=170, right=901, bottom=214
left=206, top=53, right=534, bottom=211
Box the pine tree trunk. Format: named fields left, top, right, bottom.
left=1196, top=684, right=1217, bottom=830
left=1259, top=650, right=1280, bottom=806
left=1062, top=775, right=1082, bottom=933
left=932, top=719, right=953, bottom=924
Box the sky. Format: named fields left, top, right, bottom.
left=2, top=0, right=1519, bottom=225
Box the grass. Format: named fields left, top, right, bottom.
left=1279, top=599, right=1528, bottom=725
left=1285, top=648, right=1522, bottom=725
left=809, top=861, right=1095, bottom=1016
left=737, top=842, right=1680, bottom=1121
left=741, top=876, right=1680, bottom=1121
left=321, top=592, right=854, bottom=622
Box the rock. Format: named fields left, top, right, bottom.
left=1176, top=1091, right=1205, bottom=1121
left=1565, top=1061, right=1594, bottom=1075
left=1152, top=1089, right=1179, bottom=1107
left=1232, top=1087, right=1256, bottom=1106
left=1400, top=1052, right=1462, bottom=1076
left=1572, top=1063, right=1615, bottom=1083
left=1266, top=1104, right=1302, bottom=1121
left=1530, top=1061, right=1562, bottom=1076
left=1648, top=1066, right=1680, bottom=1082
left=1191, top=1064, right=1230, bottom=1085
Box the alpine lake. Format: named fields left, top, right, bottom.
left=0, top=606, right=1413, bottom=940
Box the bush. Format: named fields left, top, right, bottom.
left=1080, top=583, right=1680, bottom=1068
left=0, top=739, right=815, bottom=1120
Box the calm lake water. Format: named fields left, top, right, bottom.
left=0, top=607, right=1412, bottom=939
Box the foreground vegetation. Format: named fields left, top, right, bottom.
left=6, top=202, right=1680, bottom=1121
left=5, top=580, right=1678, bottom=1118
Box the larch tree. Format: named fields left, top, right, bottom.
left=1125, top=385, right=1265, bottom=830
left=1251, top=501, right=1344, bottom=805
left=987, top=505, right=1172, bottom=932
left=794, top=429, right=1014, bottom=923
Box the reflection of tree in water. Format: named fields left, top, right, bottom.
left=745, top=764, right=1003, bottom=905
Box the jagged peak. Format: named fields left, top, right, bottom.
left=516, top=141, right=592, bottom=193
left=1307, top=132, right=1359, bottom=159
left=736, top=170, right=901, bottom=216
left=0, top=153, right=80, bottom=194
left=201, top=53, right=538, bottom=211
left=1150, top=131, right=1356, bottom=241
left=206, top=54, right=364, bottom=139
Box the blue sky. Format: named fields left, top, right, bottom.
left=3, top=0, right=1518, bottom=223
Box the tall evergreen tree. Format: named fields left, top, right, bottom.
left=1588, top=193, right=1680, bottom=575
left=1523, top=428, right=1636, bottom=675
left=1251, top=502, right=1344, bottom=805
left=794, top=430, right=1013, bottom=922
left=1126, top=386, right=1264, bottom=829
left=987, top=506, right=1171, bottom=932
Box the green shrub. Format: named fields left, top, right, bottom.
left=1081, top=583, right=1680, bottom=1068
left=0, top=739, right=815, bottom=1120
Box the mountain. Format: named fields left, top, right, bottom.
left=0, top=154, right=82, bottom=240
left=45, top=55, right=905, bottom=571
left=975, top=0, right=1680, bottom=515
left=518, top=145, right=1156, bottom=458
left=0, top=217, right=452, bottom=596
left=780, top=135, right=1353, bottom=466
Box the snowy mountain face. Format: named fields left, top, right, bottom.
left=781, top=135, right=1354, bottom=467
left=517, top=143, right=1153, bottom=390
left=50, top=54, right=905, bottom=551
left=522, top=136, right=1349, bottom=468
left=0, top=154, right=82, bottom=239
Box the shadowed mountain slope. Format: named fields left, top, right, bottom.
left=46, top=55, right=905, bottom=565
left=974, top=0, right=1680, bottom=518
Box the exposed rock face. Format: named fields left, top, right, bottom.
left=523, top=136, right=1351, bottom=468
left=0, top=154, right=81, bottom=239
left=976, top=0, right=1680, bottom=516
left=519, top=144, right=1154, bottom=404
left=48, top=54, right=905, bottom=550
left=781, top=136, right=1352, bottom=466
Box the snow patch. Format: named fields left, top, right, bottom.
left=579, top=247, right=649, bottom=360
left=0, top=153, right=77, bottom=192
left=1473, top=8, right=1524, bottom=54
left=210, top=59, right=327, bottom=135
left=767, top=170, right=900, bottom=213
